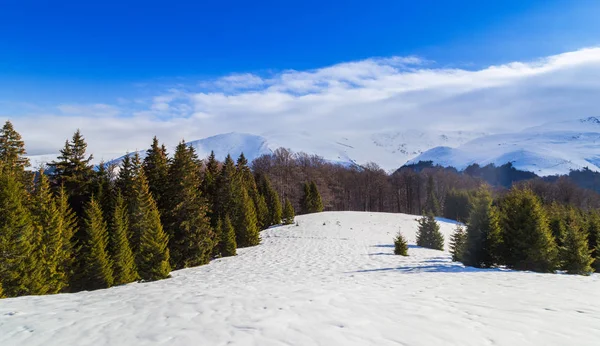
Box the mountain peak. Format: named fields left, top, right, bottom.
left=580, top=116, right=600, bottom=124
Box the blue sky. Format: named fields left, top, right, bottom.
left=1, top=0, right=600, bottom=157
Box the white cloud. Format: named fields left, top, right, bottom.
left=6, top=47, right=600, bottom=160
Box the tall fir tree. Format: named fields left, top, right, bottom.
left=238, top=154, right=270, bottom=230
left=31, top=171, right=72, bottom=294
left=110, top=193, right=139, bottom=285
left=416, top=213, right=444, bottom=251
left=0, top=165, right=39, bottom=297
left=450, top=224, right=467, bottom=262
left=463, top=186, right=502, bottom=268
left=282, top=198, right=295, bottom=225
left=499, top=187, right=558, bottom=273
left=215, top=154, right=239, bottom=222
left=163, top=142, right=213, bottom=269
left=130, top=170, right=171, bottom=281
left=585, top=210, right=600, bottom=269
left=259, top=175, right=282, bottom=226
left=547, top=202, right=567, bottom=248
left=309, top=181, right=324, bottom=213
left=81, top=199, right=114, bottom=290
left=560, top=209, right=593, bottom=275
left=424, top=175, right=441, bottom=216
left=234, top=188, right=261, bottom=247
left=201, top=151, right=220, bottom=227
left=56, top=186, right=76, bottom=291
left=143, top=137, right=169, bottom=210
left=443, top=189, right=471, bottom=222
left=300, top=182, right=312, bottom=214
left=0, top=120, right=30, bottom=172
left=217, top=216, right=237, bottom=257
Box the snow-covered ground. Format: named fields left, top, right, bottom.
left=2, top=212, right=600, bottom=346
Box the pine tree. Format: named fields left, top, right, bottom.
left=93, top=162, right=115, bottom=219
left=254, top=192, right=269, bottom=230
left=235, top=188, right=261, bottom=247
left=81, top=199, right=114, bottom=290
left=110, top=193, right=139, bottom=285
left=443, top=189, right=471, bottom=222
left=499, top=187, right=558, bottom=273
left=282, top=198, right=295, bottom=225
left=259, top=175, right=282, bottom=226
left=416, top=213, right=444, bottom=251
left=0, top=165, right=38, bottom=297
left=131, top=171, right=171, bottom=281
left=300, top=182, right=312, bottom=214
left=0, top=120, right=30, bottom=171
left=143, top=137, right=169, bottom=209
left=56, top=186, right=76, bottom=291
left=0, top=281, right=4, bottom=299
left=424, top=175, right=440, bottom=216
left=309, top=181, right=324, bottom=213
left=215, top=154, right=239, bottom=221
left=31, top=171, right=71, bottom=294
left=547, top=202, right=567, bottom=248
left=450, top=224, right=467, bottom=262
left=201, top=151, right=220, bottom=227
left=463, top=187, right=502, bottom=268
left=163, top=142, right=213, bottom=269
left=561, top=210, right=593, bottom=275
left=394, top=231, right=409, bottom=256
left=218, top=216, right=237, bottom=257
left=585, top=210, right=600, bottom=270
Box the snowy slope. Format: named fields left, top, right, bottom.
left=409, top=117, right=600, bottom=176
left=2, top=212, right=600, bottom=346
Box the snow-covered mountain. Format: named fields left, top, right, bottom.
left=2, top=212, right=599, bottom=346
left=409, top=117, right=600, bottom=176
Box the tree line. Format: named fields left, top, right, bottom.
left=0, top=122, right=328, bottom=298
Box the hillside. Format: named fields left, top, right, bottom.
left=1, top=212, right=599, bottom=346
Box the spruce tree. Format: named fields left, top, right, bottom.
left=163, top=142, right=213, bottom=269
left=309, top=181, right=324, bottom=213
left=424, top=175, right=441, bottom=216
left=394, top=231, right=409, bottom=256
left=56, top=186, right=76, bottom=291
left=254, top=192, right=270, bottom=230
left=218, top=216, right=237, bottom=257
left=547, top=202, right=567, bottom=248
left=259, top=175, right=282, bottom=226
left=443, top=189, right=471, bottom=222
left=0, top=120, right=30, bottom=172
left=110, top=193, right=139, bottom=285
left=416, top=213, right=444, bottom=251
left=282, top=198, right=295, bottom=225
left=143, top=137, right=169, bottom=209
left=561, top=210, right=593, bottom=275
left=300, top=182, right=312, bottom=214
left=201, top=151, right=220, bottom=227
left=450, top=224, right=467, bottom=262
left=0, top=165, right=38, bottom=297
left=81, top=199, right=114, bottom=290
left=235, top=188, right=261, bottom=247
left=585, top=210, right=600, bottom=269
left=215, top=154, right=239, bottom=221
left=499, top=187, right=558, bottom=273
left=130, top=171, right=171, bottom=281
left=463, top=187, right=502, bottom=268
left=0, top=281, right=4, bottom=299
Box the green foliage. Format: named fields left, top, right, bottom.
left=131, top=171, right=171, bottom=281
left=547, top=202, right=567, bottom=248
left=259, top=175, right=282, bottom=226
left=499, top=187, right=558, bottom=273
left=282, top=198, right=295, bottom=225
left=560, top=210, right=593, bottom=275
left=424, top=175, right=441, bottom=216
left=300, top=181, right=324, bottom=214
left=585, top=210, right=600, bottom=266
left=143, top=137, right=169, bottom=209
left=110, top=193, right=139, bottom=285
left=463, top=186, right=502, bottom=268
left=201, top=151, right=220, bottom=227
left=217, top=216, right=237, bottom=257
left=450, top=224, right=467, bottom=262
left=0, top=166, right=38, bottom=297
left=164, top=142, right=213, bottom=269
left=215, top=155, right=239, bottom=221
left=443, top=189, right=471, bottom=222
left=394, top=231, right=408, bottom=256
left=254, top=192, right=269, bottom=229
left=56, top=187, right=76, bottom=291
left=81, top=199, right=114, bottom=290
left=0, top=120, right=29, bottom=172
left=234, top=188, right=261, bottom=247
left=416, top=213, right=444, bottom=251
left=0, top=281, right=4, bottom=298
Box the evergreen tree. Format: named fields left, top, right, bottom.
left=215, top=155, right=239, bottom=221
left=282, top=198, right=295, bottom=225
left=31, top=171, right=71, bottom=294
left=0, top=120, right=30, bottom=172
left=56, top=186, right=76, bottom=291
left=254, top=192, right=269, bottom=230
left=309, top=181, right=324, bottom=213
left=201, top=151, right=220, bottom=227
left=394, top=231, right=409, bottom=256
left=300, top=182, right=312, bottom=214
left=238, top=154, right=270, bottom=230
left=259, top=175, right=282, bottom=226
left=234, top=188, right=261, bottom=247
left=450, top=224, right=467, bottom=262
left=110, top=193, right=139, bottom=285
left=561, top=210, right=593, bottom=275
left=585, top=210, right=600, bottom=269
left=143, top=137, right=169, bottom=209
left=463, top=187, right=502, bottom=268
left=416, top=213, right=444, bottom=251
left=443, top=189, right=471, bottom=222
left=130, top=171, right=171, bottom=281
left=424, top=175, right=441, bottom=216
left=163, top=142, right=213, bottom=269
left=217, top=216, right=237, bottom=257
left=0, top=281, right=4, bottom=299
left=499, top=187, right=558, bottom=273
left=0, top=165, right=38, bottom=297
left=81, top=199, right=114, bottom=290
left=116, top=154, right=137, bottom=202
left=547, top=202, right=567, bottom=248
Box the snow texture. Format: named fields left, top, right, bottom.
left=2, top=212, right=600, bottom=346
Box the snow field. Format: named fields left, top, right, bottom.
left=1, top=211, right=600, bottom=346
